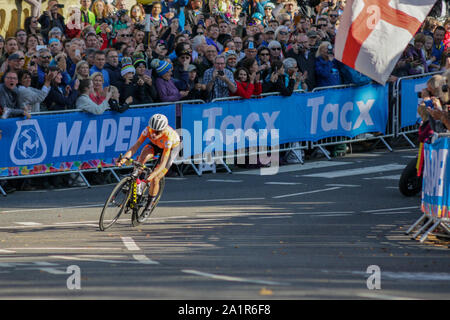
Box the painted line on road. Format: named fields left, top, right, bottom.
left=207, top=179, right=243, bottom=183
left=362, top=206, right=419, bottom=213
left=0, top=249, right=16, bottom=253
left=265, top=182, right=303, bottom=185
left=132, top=254, right=160, bottom=265
left=325, top=184, right=360, bottom=187
left=121, top=237, right=141, bottom=251
left=364, top=174, right=401, bottom=180
left=14, top=222, right=43, bottom=226
left=302, top=164, right=404, bottom=178
left=1, top=203, right=103, bottom=214
left=182, top=269, right=289, bottom=286
left=236, top=161, right=353, bottom=175
left=161, top=197, right=266, bottom=204
left=311, top=214, right=352, bottom=217
left=273, top=187, right=341, bottom=199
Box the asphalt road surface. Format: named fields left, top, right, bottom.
left=1, top=148, right=449, bottom=301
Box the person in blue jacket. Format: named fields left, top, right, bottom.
left=314, top=41, right=341, bottom=87
left=161, top=0, right=189, bottom=31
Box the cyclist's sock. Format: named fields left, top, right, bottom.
left=144, top=196, right=155, bottom=211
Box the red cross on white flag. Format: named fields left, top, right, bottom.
left=334, top=0, right=437, bottom=85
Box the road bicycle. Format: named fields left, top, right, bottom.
left=99, top=155, right=165, bottom=231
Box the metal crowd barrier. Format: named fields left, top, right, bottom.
left=310, top=83, right=394, bottom=160
left=393, top=71, right=444, bottom=148
left=405, top=133, right=450, bottom=243
left=2, top=74, right=444, bottom=194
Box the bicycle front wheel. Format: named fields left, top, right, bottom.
left=99, top=177, right=132, bottom=231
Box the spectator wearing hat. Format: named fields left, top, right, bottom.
left=241, top=40, right=258, bottom=61
left=161, top=0, right=189, bottom=31
left=152, top=58, right=189, bottom=102
left=261, top=27, right=275, bottom=47
left=90, top=50, right=110, bottom=87
left=263, top=2, right=275, bottom=26
left=0, top=52, right=25, bottom=78
left=307, top=30, right=320, bottom=52
left=225, top=50, right=238, bottom=73
left=133, top=57, right=159, bottom=104
left=38, top=1, right=66, bottom=43
left=172, top=47, right=192, bottom=87
left=251, top=13, right=264, bottom=26
left=186, top=64, right=208, bottom=100
left=202, top=55, right=237, bottom=101
left=117, top=58, right=142, bottom=104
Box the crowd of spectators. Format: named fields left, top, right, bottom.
left=0, top=0, right=448, bottom=120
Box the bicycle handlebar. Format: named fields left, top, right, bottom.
left=118, top=154, right=149, bottom=170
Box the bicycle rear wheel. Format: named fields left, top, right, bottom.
left=99, top=177, right=132, bottom=231
left=132, top=177, right=165, bottom=227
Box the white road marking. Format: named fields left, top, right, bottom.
left=161, top=197, right=266, bottom=204
left=132, top=254, right=159, bottom=265
left=182, top=269, right=289, bottom=286
left=265, top=182, right=303, bottom=185
left=236, top=161, right=353, bottom=175
left=207, top=179, right=243, bottom=183
left=362, top=206, right=419, bottom=213
left=15, top=222, right=43, bottom=226
left=311, top=214, right=352, bottom=217
left=121, top=237, right=141, bottom=251
left=273, top=187, right=341, bottom=199
left=0, top=249, right=15, bottom=253
left=37, top=268, right=67, bottom=275
left=325, top=184, right=360, bottom=187
left=364, top=174, right=401, bottom=180
left=1, top=203, right=103, bottom=214
left=302, top=164, right=404, bottom=178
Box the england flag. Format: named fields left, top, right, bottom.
left=334, top=0, right=437, bottom=85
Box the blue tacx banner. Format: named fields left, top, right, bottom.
left=421, top=137, right=450, bottom=219
left=181, top=83, right=388, bottom=158
left=400, top=75, right=433, bottom=128
left=0, top=106, right=176, bottom=177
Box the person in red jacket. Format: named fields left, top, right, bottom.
left=232, top=67, right=262, bottom=99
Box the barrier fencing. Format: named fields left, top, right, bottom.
left=405, top=133, right=450, bottom=242
left=0, top=71, right=442, bottom=195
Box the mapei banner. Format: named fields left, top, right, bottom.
left=421, top=137, right=450, bottom=219
left=0, top=106, right=176, bottom=177
left=181, top=83, right=388, bottom=158
left=400, top=75, right=433, bottom=128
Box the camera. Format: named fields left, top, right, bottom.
left=116, top=9, right=128, bottom=17
left=328, top=1, right=334, bottom=7
left=218, top=70, right=224, bottom=76
left=57, top=4, right=64, bottom=8
left=327, top=44, right=333, bottom=55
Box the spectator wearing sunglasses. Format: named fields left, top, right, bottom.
left=36, top=48, right=52, bottom=86
left=268, top=40, right=283, bottom=62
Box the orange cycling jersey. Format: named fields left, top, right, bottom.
left=137, top=125, right=180, bottom=155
